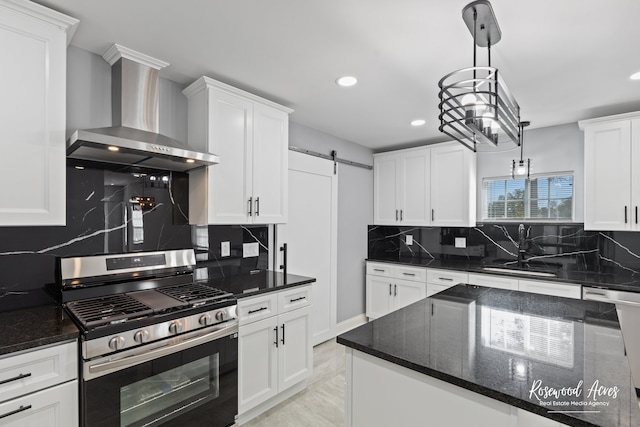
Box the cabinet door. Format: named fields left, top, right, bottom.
left=393, top=278, right=427, bottom=311
left=0, top=379, right=78, bottom=427
left=366, top=276, right=393, bottom=319
left=278, top=307, right=312, bottom=391
left=584, top=120, right=631, bottom=230
left=194, top=89, right=254, bottom=225
left=429, top=297, right=474, bottom=377
left=399, top=148, right=430, bottom=226
left=252, top=103, right=288, bottom=223
left=238, top=316, right=279, bottom=413
left=631, top=119, right=640, bottom=230
left=373, top=154, right=399, bottom=225
left=0, top=4, right=72, bottom=225
left=430, top=144, right=475, bottom=227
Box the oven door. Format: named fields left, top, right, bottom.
left=82, top=322, right=238, bottom=427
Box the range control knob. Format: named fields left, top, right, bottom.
left=215, top=311, right=227, bottom=322
left=108, top=336, right=126, bottom=351
left=199, top=314, right=212, bottom=326
left=134, top=330, right=150, bottom=343
left=169, top=320, right=184, bottom=335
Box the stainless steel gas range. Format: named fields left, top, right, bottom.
left=53, top=249, right=238, bottom=427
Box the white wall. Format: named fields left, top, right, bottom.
left=66, top=45, right=188, bottom=141
left=475, top=123, right=584, bottom=222
left=289, top=122, right=373, bottom=322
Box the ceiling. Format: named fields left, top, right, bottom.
left=38, top=0, right=640, bottom=151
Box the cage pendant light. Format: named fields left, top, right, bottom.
left=438, top=0, right=521, bottom=152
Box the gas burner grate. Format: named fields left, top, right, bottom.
left=66, top=294, right=154, bottom=328
left=157, top=283, right=234, bottom=305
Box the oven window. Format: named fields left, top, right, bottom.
left=120, top=354, right=219, bottom=427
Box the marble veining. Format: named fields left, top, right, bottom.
left=368, top=223, right=640, bottom=289
left=0, top=162, right=269, bottom=311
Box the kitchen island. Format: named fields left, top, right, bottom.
left=337, top=285, right=640, bottom=427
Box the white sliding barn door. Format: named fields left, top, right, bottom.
left=277, top=151, right=337, bottom=345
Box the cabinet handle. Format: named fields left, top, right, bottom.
left=281, top=324, right=286, bottom=345
left=248, top=197, right=253, bottom=216
left=256, top=197, right=260, bottom=216
left=389, top=284, right=392, bottom=296
left=636, top=206, right=638, bottom=225
left=248, top=307, right=268, bottom=315
left=373, top=268, right=385, bottom=272
left=432, top=209, right=435, bottom=221
left=274, top=326, right=279, bottom=348
left=400, top=210, right=403, bottom=221
left=395, top=209, right=399, bottom=221
left=403, top=272, right=415, bottom=276
left=0, top=405, right=31, bottom=420
left=625, top=206, right=628, bottom=224
left=0, top=373, right=31, bottom=386
left=438, top=277, right=454, bottom=281
left=290, top=296, right=306, bottom=303
left=394, top=284, right=397, bottom=296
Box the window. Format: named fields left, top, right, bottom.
left=483, top=174, right=573, bottom=220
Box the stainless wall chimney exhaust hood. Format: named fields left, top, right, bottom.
left=67, top=44, right=219, bottom=172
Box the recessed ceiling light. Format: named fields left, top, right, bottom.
left=631, top=71, right=640, bottom=80
left=411, top=119, right=426, bottom=127
left=336, top=76, right=358, bottom=87
left=186, top=159, right=195, bottom=163
left=107, top=146, right=119, bottom=152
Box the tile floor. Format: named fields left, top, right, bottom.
left=243, top=338, right=346, bottom=427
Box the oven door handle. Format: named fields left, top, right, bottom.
left=85, top=321, right=238, bottom=380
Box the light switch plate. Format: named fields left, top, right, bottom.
left=243, top=242, right=259, bottom=258
left=221, top=241, right=230, bottom=257
left=406, top=235, right=413, bottom=245
left=455, top=237, right=467, bottom=248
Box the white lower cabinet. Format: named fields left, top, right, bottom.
left=426, top=268, right=468, bottom=297
left=238, top=286, right=312, bottom=423
left=0, top=341, right=78, bottom=427
left=366, top=263, right=427, bottom=319
left=518, top=279, right=582, bottom=299
left=468, top=273, right=518, bottom=291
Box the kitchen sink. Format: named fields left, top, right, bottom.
left=481, top=267, right=558, bottom=278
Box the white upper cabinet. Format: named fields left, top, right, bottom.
left=373, top=143, right=475, bottom=227
left=183, top=76, right=292, bottom=225
left=430, top=143, right=476, bottom=227
left=580, top=112, right=640, bottom=231
left=0, top=0, right=77, bottom=226
left=374, top=147, right=430, bottom=226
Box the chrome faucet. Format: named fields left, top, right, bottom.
left=517, top=223, right=527, bottom=266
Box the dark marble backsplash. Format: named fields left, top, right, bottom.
left=0, top=162, right=268, bottom=310
left=368, top=223, right=640, bottom=276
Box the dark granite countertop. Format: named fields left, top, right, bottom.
left=0, top=290, right=79, bottom=357
left=195, top=269, right=316, bottom=298
left=366, top=257, right=640, bottom=292
left=338, top=285, right=640, bottom=427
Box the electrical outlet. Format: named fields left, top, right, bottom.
left=243, top=242, right=259, bottom=258
left=455, top=237, right=467, bottom=248
left=221, top=241, right=230, bottom=257
left=406, top=235, right=413, bottom=245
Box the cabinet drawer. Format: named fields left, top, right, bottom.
left=278, top=285, right=312, bottom=313
left=468, top=273, right=518, bottom=290
left=394, top=265, right=426, bottom=282
left=366, top=262, right=393, bottom=277
left=427, top=283, right=453, bottom=297
left=238, top=293, right=278, bottom=325
left=427, top=269, right=469, bottom=287
left=0, top=379, right=78, bottom=427
left=518, top=279, right=582, bottom=299
left=0, top=341, right=77, bottom=405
